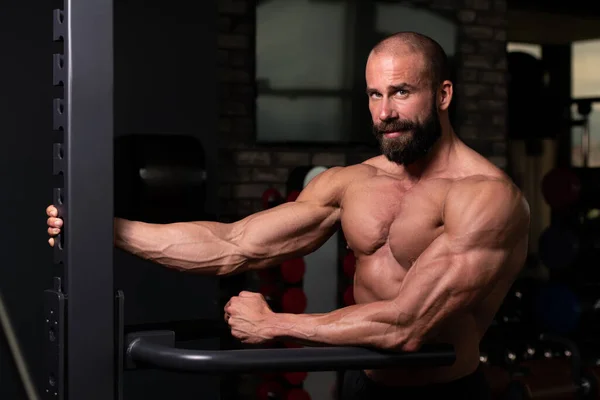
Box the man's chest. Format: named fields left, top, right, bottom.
left=340, top=176, right=450, bottom=267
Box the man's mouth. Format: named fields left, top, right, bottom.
left=382, top=131, right=408, bottom=138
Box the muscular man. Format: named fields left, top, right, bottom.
left=46, top=32, right=529, bottom=398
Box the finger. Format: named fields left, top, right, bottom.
left=46, top=205, right=58, bottom=217
left=47, top=217, right=63, bottom=228
left=239, top=291, right=256, bottom=298
left=48, top=238, right=55, bottom=247
left=48, top=227, right=61, bottom=236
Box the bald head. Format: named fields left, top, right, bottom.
left=370, top=32, right=450, bottom=91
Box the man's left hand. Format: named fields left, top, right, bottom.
left=224, top=291, right=275, bottom=345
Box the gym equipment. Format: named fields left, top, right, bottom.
left=542, top=167, right=600, bottom=211
left=125, top=330, right=455, bottom=373
left=281, top=288, right=308, bottom=314
left=283, top=371, right=308, bottom=385
left=541, top=167, right=582, bottom=211
left=280, top=258, right=306, bottom=284
left=48, top=0, right=115, bottom=398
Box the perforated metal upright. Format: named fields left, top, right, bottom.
left=46, top=0, right=115, bottom=399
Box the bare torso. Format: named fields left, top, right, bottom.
left=339, top=147, right=526, bottom=386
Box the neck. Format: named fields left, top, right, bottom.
left=403, top=121, right=457, bottom=179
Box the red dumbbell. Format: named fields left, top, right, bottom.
left=281, top=288, right=307, bottom=314
left=283, top=371, right=308, bottom=386
left=281, top=258, right=306, bottom=284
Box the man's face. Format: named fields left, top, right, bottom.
left=366, top=51, right=442, bottom=166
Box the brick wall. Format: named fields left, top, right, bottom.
left=218, top=0, right=507, bottom=220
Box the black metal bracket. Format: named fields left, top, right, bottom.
left=43, top=278, right=66, bottom=400
left=43, top=289, right=125, bottom=400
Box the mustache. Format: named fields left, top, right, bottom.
left=374, top=119, right=416, bottom=135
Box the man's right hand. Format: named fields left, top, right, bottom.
left=46, top=205, right=62, bottom=247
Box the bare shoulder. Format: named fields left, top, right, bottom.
left=298, top=163, right=378, bottom=206
left=448, top=141, right=527, bottom=214
left=445, top=174, right=530, bottom=236
left=306, top=163, right=378, bottom=187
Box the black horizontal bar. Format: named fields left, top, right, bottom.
left=126, top=331, right=455, bottom=373
left=571, top=97, right=600, bottom=105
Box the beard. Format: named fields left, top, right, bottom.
left=372, top=102, right=442, bottom=166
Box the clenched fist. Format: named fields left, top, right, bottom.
left=224, top=291, right=275, bottom=345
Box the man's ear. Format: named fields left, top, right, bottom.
left=438, top=80, right=453, bottom=111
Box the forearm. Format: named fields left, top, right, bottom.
left=267, top=301, right=415, bottom=351
left=114, top=218, right=248, bottom=275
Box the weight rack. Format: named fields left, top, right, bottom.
left=45, top=0, right=115, bottom=399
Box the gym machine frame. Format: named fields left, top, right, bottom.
left=44, top=1, right=455, bottom=399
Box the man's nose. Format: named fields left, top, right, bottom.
left=378, top=100, right=397, bottom=121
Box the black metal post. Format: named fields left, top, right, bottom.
left=48, top=0, right=114, bottom=399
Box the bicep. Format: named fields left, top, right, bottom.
left=230, top=168, right=347, bottom=264
left=230, top=201, right=339, bottom=266
left=394, top=234, right=510, bottom=324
